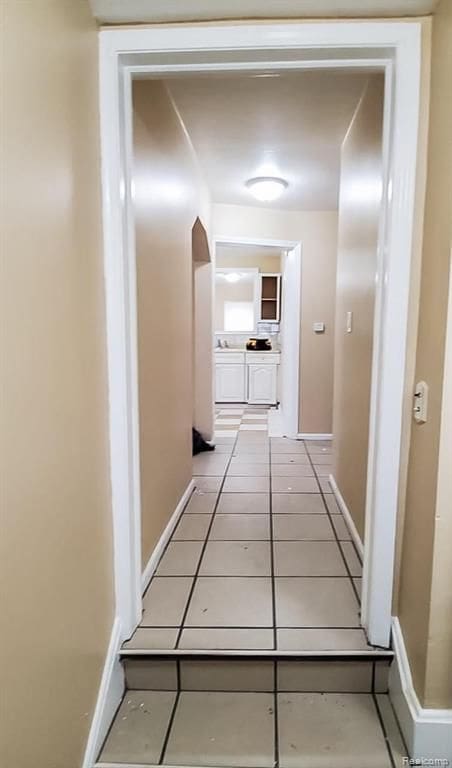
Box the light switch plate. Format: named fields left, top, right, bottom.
left=313, top=322, right=325, bottom=333
left=413, top=380, right=428, bottom=423
left=346, top=311, right=353, bottom=333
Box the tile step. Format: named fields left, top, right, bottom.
left=96, top=690, right=405, bottom=767
left=122, top=655, right=392, bottom=694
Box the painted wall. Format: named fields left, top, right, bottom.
left=397, top=0, right=452, bottom=709
left=216, top=247, right=281, bottom=273
left=133, top=80, right=211, bottom=567
left=332, top=77, right=384, bottom=540
left=0, top=2, right=114, bottom=767
left=213, top=204, right=338, bottom=434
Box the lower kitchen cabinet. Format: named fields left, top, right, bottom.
left=247, top=363, right=278, bottom=404
left=215, top=362, right=246, bottom=402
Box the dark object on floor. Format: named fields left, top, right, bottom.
left=193, top=427, right=215, bottom=456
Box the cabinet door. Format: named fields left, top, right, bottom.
left=248, top=364, right=277, bottom=404
left=215, top=364, right=245, bottom=402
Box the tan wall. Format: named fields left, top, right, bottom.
left=397, top=0, right=452, bottom=708
left=213, top=204, right=338, bottom=434
left=133, top=80, right=209, bottom=567
left=332, top=77, right=384, bottom=540
left=0, top=3, right=114, bottom=767
left=216, top=248, right=281, bottom=273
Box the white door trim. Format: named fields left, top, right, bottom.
left=214, top=236, right=301, bottom=436
left=99, top=21, right=424, bottom=646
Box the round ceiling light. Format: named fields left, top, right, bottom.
left=245, top=176, right=288, bottom=202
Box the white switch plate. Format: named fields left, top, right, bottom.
left=413, top=380, right=428, bottom=423
left=313, top=322, right=325, bottom=333
left=346, top=311, right=353, bottom=333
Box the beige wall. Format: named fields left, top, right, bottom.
left=133, top=80, right=210, bottom=567
left=396, top=0, right=452, bottom=709
left=1, top=2, right=114, bottom=767
left=332, top=77, right=384, bottom=540
left=216, top=248, right=281, bottom=273
left=213, top=204, right=338, bottom=433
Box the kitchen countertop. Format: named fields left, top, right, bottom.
left=214, top=347, right=280, bottom=353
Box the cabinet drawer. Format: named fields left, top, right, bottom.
left=246, top=353, right=280, bottom=365
left=215, top=352, right=245, bottom=364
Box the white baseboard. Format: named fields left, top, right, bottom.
left=328, top=474, right=364, bottom=559
left=83, top=617, right=124, bottom=768
left=390, top=618, right=452, bottom=761
left=297, top=433, right=332, bottom=440
left=141, top=479, right=195, bottom=593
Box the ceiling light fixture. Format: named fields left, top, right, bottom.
left=245, top=176, right=288, bottom=202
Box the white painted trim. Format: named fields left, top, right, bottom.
left=298, top=433, right=332, bottom=441
left=99, top=19, right=424, bottom=651
left=389, top=618, right=452, bottom=761
left=83, top=617, right=124, bottom=768
left=329, top=474, right=364, bottom=560
left=141, top=480, right=195, bottom=593
left=280, top=245, right=301, bottom=438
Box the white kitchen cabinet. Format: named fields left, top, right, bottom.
left=215, top=363, right=246, bottom=402
left=247, top=363, right=278, bottom=405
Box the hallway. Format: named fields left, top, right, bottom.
left=123, top=410, right=374, bottom=653
left=98, top=413, right=403, bottom=766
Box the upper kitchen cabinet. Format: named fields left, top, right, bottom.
left=259, top=273, right=281, bottom=323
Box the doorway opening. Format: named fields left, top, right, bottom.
left=99, top=22, right=423, bottom=654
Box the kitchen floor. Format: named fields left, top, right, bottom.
left=125, top=406, right=380, bottom=654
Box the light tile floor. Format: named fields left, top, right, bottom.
left=99, top=688, right=407, bottom=767
left=125, top=407, right=381, bottom=653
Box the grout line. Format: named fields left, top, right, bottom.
left=273, top=660, right=280, bottom=768
left=304, top=444, right=362, bottom=607
left=268, top=433, right=277, bottom=652
left=157, top=688, right=180, bottom=766
left=372, top=693, right=397, bottom=768
left=174, top=430, right=241, bottom=649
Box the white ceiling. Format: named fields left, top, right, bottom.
left=90, top=0, right=438, bottom=24
left=167, top=72, right=369, bottom=210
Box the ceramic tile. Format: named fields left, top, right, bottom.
left=375, top=694, right=407, bottom=766
left=312, top=453, right=335, bottom=465
left=156, top=541, right=204, bottom=576
left=184, top=491, right=217, bottom=515
left=219, top=409, right=245, bottom=415
left=192, top=454, right=229, bottom=476
left=215, top=418, right=242, bottom=425
left=233, top=444, right=268, bottom=455
left=230, top=453, right=269, bottom=464
left=178, top=627, right=274, bottom=650
left=209, top=514, right=270, bottom=540
left=185, top=577, right=273, bottom=627
left=271, top=442, right=307, bottom=454
left=274, top=541, right=347, bottom=576
left=142, top=577, right=193, bottom=627
left=100, top=691, right=177, bottom=764
left=273, top=514, right=335, bottom=541
left=173, top=514, right=212, bottom=541
left=164, top=691, right=275, bottom=767
left=227, top=462, right=270, bottom=476
left=122, top=628, right=178, bottom=651
left=306, top=445, right=332, bottom=454
left=277, top=660, right=373, bottom=692
left=193, top=476, right=223, bottom=492
left=199, top=541, right=271, bottom=576
left=272, top=493, right=326, bottom=514
left=272, top=476, right=319, bottom=493
left=124, top=659, right=178, bottom=690
left=275, top=577, right=360, bottom=627
left=217, top=493, right=270, bottom=514
left=180, top=660, right=274, bottom=691
left=242, top=414, right=268, bottom=420
left=354, top=577, right=362, bottom=599
left=374, top=661, right=390, bottom=693
left=271, top=464, right=314, bottom=477
left=277, top=628, right=371, bottom=651
left=324, top=493, right=341, bottom=515
left=212, top=443, right=235, bottom=454
left=331, top=514, right=352, bottom=539
left=215, top=429, right=238, bottom=437
left=223, top=476, right=270, bottom=493
left=239, top=423, right=268, bottom=431
left=278, top=693, right=391, bottom=768
left=314, top=466, right=332, bottom=477
left=319, top=477, right=332, bottom=492
left=271, top=453, right=310, bottom=464
left=340, top=541, right=363, bottom=577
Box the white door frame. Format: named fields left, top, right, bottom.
left=214, top=235, right=301, bottom=437
left=99, top=21, right=424, bottom=646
